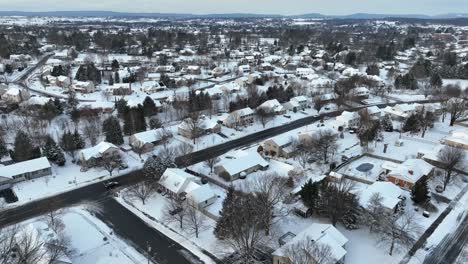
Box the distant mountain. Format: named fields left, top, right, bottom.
left=0, top=10, right=467, bottom=20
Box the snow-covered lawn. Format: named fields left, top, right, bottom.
left=21, top=207, right=146, bottom=264
left=116, top=193, right=219, bottom=263
left=8, top=151, right=143, bottom=206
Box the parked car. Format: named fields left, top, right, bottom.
left=104, top=181, right=119, bottom=190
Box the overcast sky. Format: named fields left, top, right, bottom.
left=0, top=0, right=467, bottom=15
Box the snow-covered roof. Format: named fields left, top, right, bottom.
left=388, top=159, right=433, bottom=184
left=265, top=133, right=294, bottom=147
left=359, top=182, right=403, bottom=210
left=159, top=168, right=198, bottom=194
left=219, top=151, right=269, bottom=176
left=336, top=111, right=359, bottom=122
left=131, top=128, right=170, bottom=144
left=79, top=142, right=118, bottom=161
left=0, top=157, right=51, bottom=179
left=25, top=96, right=52, bottom=106
left=233, top=107, right=254, bottom=117
left=444, top=131, right=468, bottom=146
left=291, top=95, right=308, bottom=103
left=186, top=184, right=217, bottom=204
left=273, top=223, right=348, bottom=262
left=258, top=99, right=284, bottom=113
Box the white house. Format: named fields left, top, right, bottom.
left=2, top=87, right=30, bottom=104
left=336, top=111, right=360, bottom=129
left=351, top=87, right=370, bottom=98
left=442, top=131, right=468, bottom=150
left=159, top=168, right=217, bottom=207
left=257, top=99, right=286, bottom=115
left=284, top=95, right=309, bottom=111
left=129, top=128, right=172, bottom=153
left=215, top=150, right=269, bottom=180
left=238, top=65, right=251, bottom=74
left=359, top=182, right=403, bottom=213
left=78, top=142, right=120, bottom=167
left=273, top=223, right=348, bottom=264
left=72, top=81, right=95, bottom=93
left=296, top=67, right=315, bottom=78
left=0, top=157, right=52, bottom=189
left=224, top=107, right=255, bottom=128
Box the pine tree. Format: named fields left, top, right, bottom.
left=72, top=130, right=85, bottom=150
left=142, top=155, right=168, bottom=181
left=214, top=186, right=237, bottom=239
left=382, top=114, right=393, bottom=132
left=111, top=59, right=120, bottom=71
left=0, top=136, right=8, bottom=158
left=430, top=72, right=443, bottom=88
left=142, top=96, right=157, bottom=117
left=411, top=176, right=430, bottom=205
left=300, top=179, right=320, bottom=210
left=10, top=131, right=38, bottom=162
left=115, top=98, right=128, bottom=118
left=102, top=116, right=124, bottom=145
left=149, top=116, right=162, bottom=129
left=42, top=136, right=66, bottom=166
left=403, top=113, right=421, bottom=134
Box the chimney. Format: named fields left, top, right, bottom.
left=408, top=170, right=414, bottom=175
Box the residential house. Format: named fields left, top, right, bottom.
left=214, top=151, right=269, bottom=180
left=381, top=159, right=434, bottom=189
left=296, top=67, right=315, bottom=78
left=155, top=65, right=176, bottom=73
left=284, top=96, right=309, bottom=111
left=1, top=87, right=30, bottom=104
left=298, top=127, right=338, bottom=142
left=72, top=81, right=95, bottom=93
left=442, top=131, right=468, bottom=150
left=106, top=83, right=132, bottom=96
left=359, top=182, right=403, bottom=214
left=350, top=87, right=370, bottom=98
left=177, top=117, right=221, bottom=139
left=142, top=81, right=167, bottom=94
left=257, top=99, right=286, bottom=115
left=224, top=107, right=255, bottom=128
left=129, top=128, right=172, bottom=153
left=183, top=65, right=201, bottom=75
left=238, top=65, right=251, bottom=74
left=263, top=134, right=296, bottom=158
left=211, top=67, right=226, bottom=77
left=78, top=142, right=121, bottom=168
left=273, top=223, right=348, bottom=264
left=0, top=157, right=52, bottom=188
left=336, top=111, right=360, bottom=129
left=56, top=75, right=71, bottom=88
left=158, top=168, right=217, bottom=207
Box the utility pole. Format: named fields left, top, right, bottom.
left=146, top=241, right=152, bottom=264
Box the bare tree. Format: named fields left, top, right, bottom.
left=44, top=203, right=65, bottom=234
left=185, top=206, right=208, bottom=238
left=163, top=197, right=187, bottom=230
left=126, top=181, right=157, bottom=205
left=366, top=193, right=386, bottom=233
left=82, top=118, right=101, bottom=146
left=45, top=234, right=73, bottom=264
left=205, top=156, right=220, bottom=175
left=447, top=98, right=466, bottom=126
left=320, top=179, right=358, bottom=227
left=378, top=211, right=422, bottom=256
left=283, top=238, right=334, bottom=264
left=437, top=146, right=466, bottom=190
left=247, top=173, right=288, bottom=235
left=100, top=153, right=122, bottom=177
left=185, top=112, right=203, bottom=144
left=257, top=107, right=274, bottom=128
left=292, top=138, right=313, bottom=168
left=309, top=129, right=339, bottom=164
left=0, top=225, right=20, bottom=264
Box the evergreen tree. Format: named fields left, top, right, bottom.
left=42, top=136, right=66, bottom=166
left=366, top=64, right=380, bottom=76
left=102, top=116, right=124, bottom=145
left=0, top=136, right=8, bottom=158
left=114, top=71, right=120, bottom=83
left=10, top=131, right=39, bottom=162
left=411, top=177, right=430, bottom=205
left=300, top=179, right=320, bottom=210
left=142, top=96, right=157, bottom=117
left=143, top=155, right=169, bottom=181
left=109, top=74, right=114, bottom=86
left=382, top=114, right=394, bottom=132
left=430, top=72, right=443, bottom=88
left=115, top=98, right=128, bottom=118
left=111, top=59, right=120, bottom=71
left=403, top=113, right=421, bottom=134
left=72, top=130, right=85, bottom=150
left=214, top=186, right=237, bottom=239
